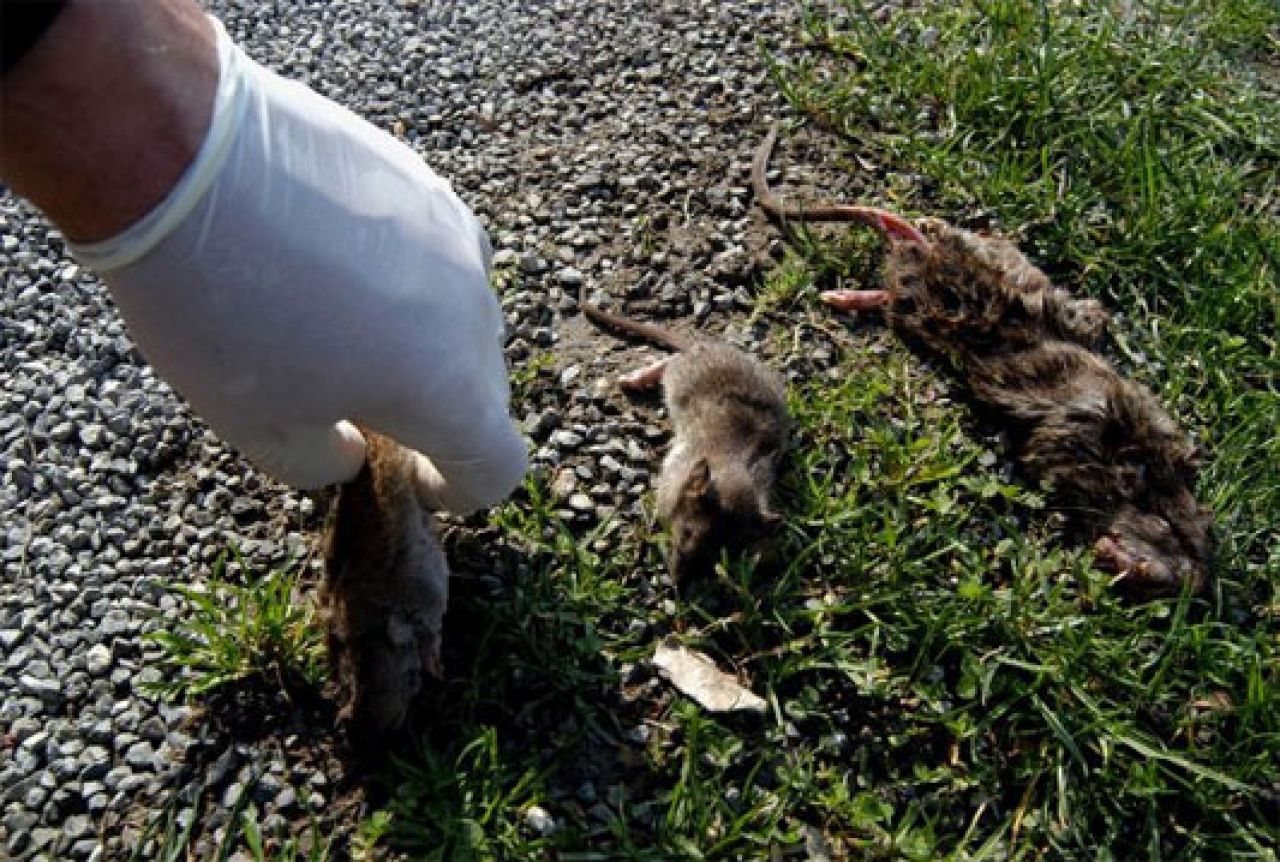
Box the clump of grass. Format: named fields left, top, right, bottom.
left=145, top=551, right=326, bottom=701
left=507, top=348, right=556, bottom=404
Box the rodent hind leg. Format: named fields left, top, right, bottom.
left=618, top=356, right=674, bottom=391
left=820, top=289, right=892, bottom=313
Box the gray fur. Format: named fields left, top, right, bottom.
left=581, top=301, right=790, bottom=582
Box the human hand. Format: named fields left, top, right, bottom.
left=2, top=5, right=527, bottom=510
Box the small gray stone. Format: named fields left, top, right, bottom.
left=19, top=674, right=63, bottom=705
left=549, top=429, right=583, bottom=449
left=78, top=424, right=107, bottom=447
left=9, top=715, right=41, bottom=742
left=6, top=830, right=30, bottom=858
left=29, top=826, right=62, bottom=853
left=4, top=807, right=38, bottom=836
left=205, top=746, right=241, bottom=787
left=117, top=773, right=149, bottom=794
left=15, top=742, right=44, bottom=773
left=99, top=610, right=131, bottom=637
left=64, top=814, right=93, bottom=841
left=518, top=253, right=547, bottom=274
left=555, top=267, right=584, bottom=286
left=524, top=804, right=557, bottom=836
left=251, top=773, right=283, bottom=805
left=86, top=792, right=110, bottom=817
left=73, top=838, right=102, bottom=861
left=123, top=740, right=155, bottom=770
left=222, top=782, right=245, bottom=809
left=79, top=746, right=110, bottom=781
left=85, top=720, right=114, bottom=745
left=25, top=783, right=49, bottom=809
left=105, top=413, right=132, bottom=435
left=138, top=715, right=166, bottom=742
left=103, top=765, right=131, bottom=791
left=275, top=786, right=297, bottom=811
left=624, top=724, right=650, bottom=746
left=51, top=756, right=81, bottom=782
left=522, top=407, right=561, bottom=439
left=84, top=643, right=111, bottom=676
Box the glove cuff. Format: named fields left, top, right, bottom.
left=69, top=17, right=248, bottom=273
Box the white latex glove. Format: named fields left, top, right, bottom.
left=68, top=20, right=527, bottom=512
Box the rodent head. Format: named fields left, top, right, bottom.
left=1092, top=492, right=1212, bottom=596
left=667, top=458, right=780, bottom=583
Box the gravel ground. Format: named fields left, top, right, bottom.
left=0, top=1, right=866, bottom=857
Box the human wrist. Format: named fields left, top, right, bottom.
left=0, top=0, right=218, bottom=242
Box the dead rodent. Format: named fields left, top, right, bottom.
left=320, top=429, right=448, bottom=742
left=580, top=297, right=790, bottom=582
left=753, top=125, right=1212, bottom=596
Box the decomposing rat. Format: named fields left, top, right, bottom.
left=752, top=125, right=1213, bottom=596
left=320, top=429, right=449, bottom=740
left=579, top=295, right=790, bottom=582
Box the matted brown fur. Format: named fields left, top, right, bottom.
left=882, top=221, right=1213, bottom=595
left=320, top=430, right=448, bottom=741
left=887, top=218, right=1111, bottom=354
left=754, top=129, right=1212, bottom=595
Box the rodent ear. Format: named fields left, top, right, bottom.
left=682, top=458, right=712, bottom=501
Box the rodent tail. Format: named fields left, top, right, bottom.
left=579, top=290, right=691, bottom=352
left=752, top=122, right=927, bottom=245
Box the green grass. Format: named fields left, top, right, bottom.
left=145, top=551, right=325, bottom=701
left=142, top=1, right=1277, bottom=858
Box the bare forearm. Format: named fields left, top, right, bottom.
left=0, top=0, right=217, bottom=242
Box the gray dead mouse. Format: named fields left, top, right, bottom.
left=320, top=429, right=448, bottom=740
left=580, top=296, right=790, bottom=583
left=753, top=124, right=1212, bottom=596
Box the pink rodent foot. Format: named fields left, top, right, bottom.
left=820, top=289, right=892, bottom=313
left=619, top=356, right=672, bottom=390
